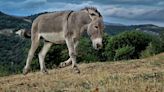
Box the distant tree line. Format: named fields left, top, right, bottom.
left=0, top=12, right=31, bottom=30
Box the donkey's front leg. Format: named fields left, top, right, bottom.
left=65, top=39, right=80, bottom=73
left=59, top=41, right=79, bottom=68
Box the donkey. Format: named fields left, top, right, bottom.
left=23, top=7, right=105, bottom=75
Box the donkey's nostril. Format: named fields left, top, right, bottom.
left=96, top=44, right=102, bottom=49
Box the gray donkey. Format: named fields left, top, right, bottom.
left=23, top=7, right=105, bottom=75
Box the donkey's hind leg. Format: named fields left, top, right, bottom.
left=59, top=58, right=72, bottom=68
left=23, top=34, right=40, bottom=75
left=38, top=41, right=52, bottom=74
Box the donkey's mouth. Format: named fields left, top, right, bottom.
left=92, top=38, right=102, bottom=50
left=93, top=43, right=102, bottom=50
left=96, top=43, right=102, bottom=50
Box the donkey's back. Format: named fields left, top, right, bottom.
left=32, top=11, right=71, bottom=34
left=30, top=11, right=73, bottom=43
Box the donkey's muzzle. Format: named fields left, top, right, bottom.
left=92, top=38, right=102, bottom=50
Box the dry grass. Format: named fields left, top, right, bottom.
left=0, top=53, right=164, bottom=92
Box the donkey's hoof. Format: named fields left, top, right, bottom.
left=41, top=69, right=48, bottom=74
left=73, top=67, right=80, bottom=74
left=59, top=62, right=67, bottom=68
left=59, top=61, right=72, bottom=68
left=23, top=68, right=30, bottom=75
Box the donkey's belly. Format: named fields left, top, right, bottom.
left=40, top=32, right=65, bottom=44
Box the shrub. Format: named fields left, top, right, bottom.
left=77, top=37, right=98, bottom=62
left=140, top=35, right=164, bottom=58
left=159, top=31, right=164, bottom=52
left=105, top=31, right=152, bottom=60
left=114, top=45, right=135, bottom=60
left=140, top=42, right=155, bottom=58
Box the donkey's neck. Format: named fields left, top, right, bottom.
left=77, top=11, right=91, bottom=25
left=75, top=11, right=91, bottom=34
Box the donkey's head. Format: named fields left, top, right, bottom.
left=81, top=7, right=105, bottom=50
left=87, top=17, right=105, bottom=50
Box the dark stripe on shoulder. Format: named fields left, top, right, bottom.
left=67, top=11, right=74, bottom=21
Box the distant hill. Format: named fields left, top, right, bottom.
left=0, top=11, right=164, bottom=35
left=0, top=11, right=31, bottom=31
left=25, top=12, right=49, bottom=21
left=105, top=23, right=164, bottom=35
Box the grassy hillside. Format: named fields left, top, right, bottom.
left=0, top=53, right=163, bottom=92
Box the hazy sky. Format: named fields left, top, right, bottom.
left=0, top=0, right=164, bottom=26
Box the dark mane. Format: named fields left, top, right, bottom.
left=81, top=7, right=97, bottom=11
left=81, top=7, right=102, bottom=17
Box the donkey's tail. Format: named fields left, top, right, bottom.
left=15, top=29, right=31, bottom=38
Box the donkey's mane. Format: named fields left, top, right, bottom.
left=81, top=7, right=102, bottom=17
left=81, top=7, right=97, bottom=11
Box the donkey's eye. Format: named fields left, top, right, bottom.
left=90, top=13, right=96, bottom=16
left=94, top=26, right=98, bottom=29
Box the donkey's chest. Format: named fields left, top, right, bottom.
left=40, top=32, right=65, bottom=44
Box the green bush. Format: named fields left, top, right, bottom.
left=114, top=45, right=135, bottom=60
left=105, top=31, right=152, bottom=60
left=77, top=33, right=110, bottom=62
left=159, top=31, right=164, bottom=52
left=140, top=42, right=155, bottom=58
left=0, top=34, right=31, bottom=76
left=140, top=35, right=164, bottom=58
left=77, top=37, right=98, bottom=62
